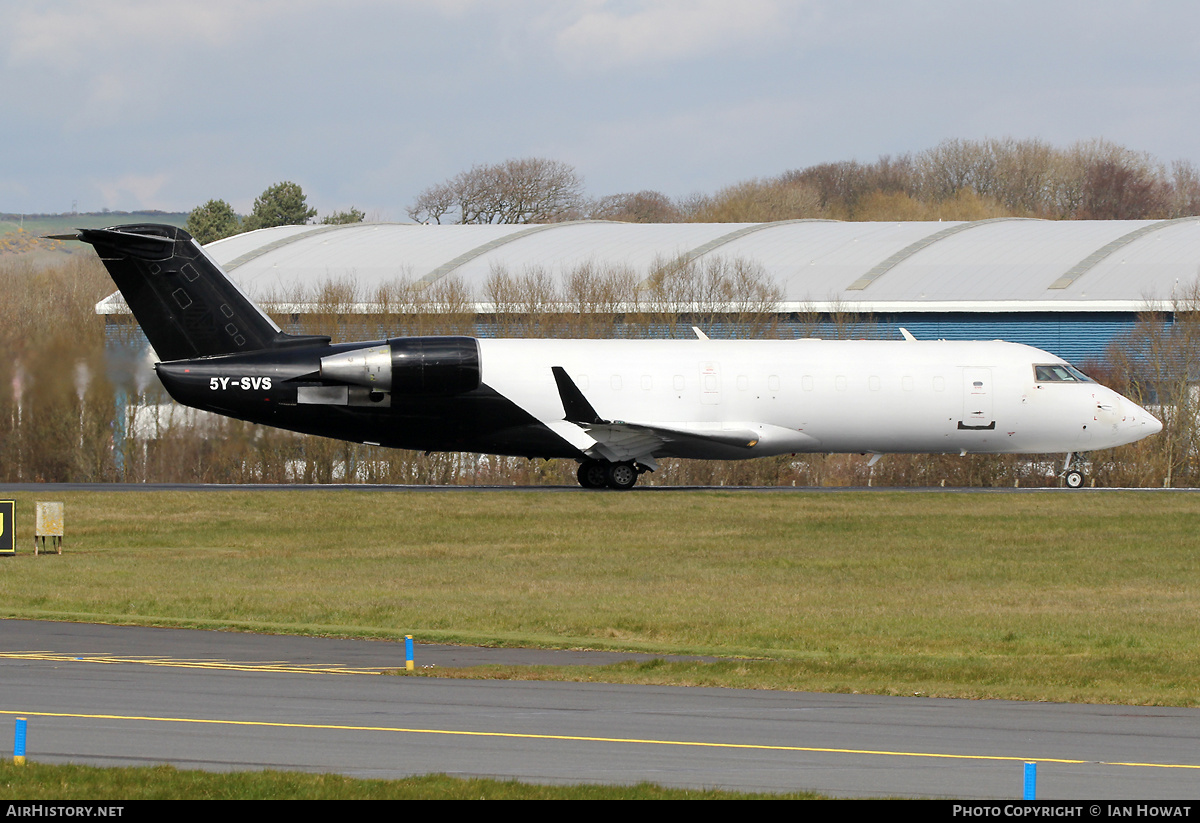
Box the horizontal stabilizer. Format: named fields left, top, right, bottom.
left=75, top=227, right=176, bottom=260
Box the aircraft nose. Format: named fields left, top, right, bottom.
left=1125, top=398, right=1162, bottom=436
left=1144, top=408, right=1163, bottom=436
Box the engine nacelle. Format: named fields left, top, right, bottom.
left=319, top=336, right=481, bottom=395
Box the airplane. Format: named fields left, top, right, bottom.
left=67, top=223, right=1162, bottom=489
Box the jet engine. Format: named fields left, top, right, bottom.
left=319, top=336, right=480, bottom=395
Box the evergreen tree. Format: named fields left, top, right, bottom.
left=186, top=199, right=241, bottom=243
left=321, top=207, right=366, bottom=225
left=242, top=181, right=317, bottom=231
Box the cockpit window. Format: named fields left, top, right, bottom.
left=1034, top=364, right=1094, bottom=383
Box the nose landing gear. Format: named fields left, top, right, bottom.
left=1061, top=452, right=1088, bottom=488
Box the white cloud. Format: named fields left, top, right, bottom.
left=552, top=0, right=795, bottom=70
left=89, top=173, right=172, bottom=210
left=2, top=1, right=301, bottom=130
left=4, top=1, right=285, bottom=69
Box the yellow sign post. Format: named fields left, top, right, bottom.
left=35, top=502, right=63, bottom=555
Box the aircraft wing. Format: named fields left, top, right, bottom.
left=547, top=366, right=763, bottom=468
left=543, top=418, right=762, bottom=469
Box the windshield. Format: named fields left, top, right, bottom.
left=1034, top=363, right=1095, bottom=383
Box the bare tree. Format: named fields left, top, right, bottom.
left=915, top=138, right=987, bottom=202
left=683, top=178, right=824, bottom=222
left=781, top=155, right=914, bottom=219
left=989, top=137, right=1056, bottom=215
left=642, top=255, right=782, bottom=337
left=1048, top=139, right=1168, bottom=220
left=590, top=190, right=682, bottom=222
left=408, top=158, right=586, bottom=225
left=1078, top=157, right=1170, bottom=220
left=406, top=180, right=456, bottom=225
left=1169, top=160, right=1200, bottom=217
left=1105, top=282, right=1200, bottom=486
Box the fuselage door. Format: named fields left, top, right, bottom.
left=961, top=368, right=994, bottom=429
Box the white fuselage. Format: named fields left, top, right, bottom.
left=478, top=338, right=1160, bottom=461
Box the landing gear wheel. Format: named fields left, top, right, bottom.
left=577, top=460, right=608, bottom=489
left=605, top=461, right=639, bottom=490
left=1061, top=451, right=1089, bottom=489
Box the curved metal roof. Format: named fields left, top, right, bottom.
left=97, top=218, right=1200, bottom=315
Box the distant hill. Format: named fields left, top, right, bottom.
left=0, top=211, right=190, bottom=259
left=0, top=210, right=189, bottom=236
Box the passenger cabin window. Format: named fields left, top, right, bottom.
left=1034, top=364, right=1094, bottom=383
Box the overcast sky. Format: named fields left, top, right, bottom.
left=3, top=1, right=1198, bottom=219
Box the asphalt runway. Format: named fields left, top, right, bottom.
left=2, top=621, right=1198, bottom=798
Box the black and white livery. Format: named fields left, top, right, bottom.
left=73, top=224, right=1162, bottom=489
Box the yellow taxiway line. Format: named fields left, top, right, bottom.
left=0, top=651, right=386, bottom=675
left=0, top=709, right=1196, bottom=771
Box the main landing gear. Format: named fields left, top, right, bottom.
left=577, top=459, right=644, bottom=490
left=1061, top=451, right=1089, bottom=488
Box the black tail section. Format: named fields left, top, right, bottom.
left=77, top=224, right=328, bottom=361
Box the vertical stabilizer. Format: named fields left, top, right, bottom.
left=77, top=224, right=298, bottom=361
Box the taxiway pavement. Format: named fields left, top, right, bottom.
left=2, top=621, right=1198, bottom=798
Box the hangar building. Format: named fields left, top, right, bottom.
left=97, top=217, right=1200, bottom=364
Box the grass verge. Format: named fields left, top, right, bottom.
left=0, top=761, right=822, bottom=800
left=1, top=489, right=1198, bottom=704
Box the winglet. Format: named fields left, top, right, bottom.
left=899, top=327, right=917, bottom=342
left=552, top=367, right=607, bottom=425
left=692, top=326, right=710, bottom=340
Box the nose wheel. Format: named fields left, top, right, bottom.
left=1061, top=452, right=1088, bottom=488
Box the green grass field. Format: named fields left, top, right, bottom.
left=1, top=489, right=1197, bottom=705
left=0, top=761, right=820, bottom=800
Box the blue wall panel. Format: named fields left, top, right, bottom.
left=106, top=312, right=1146, bottom=366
